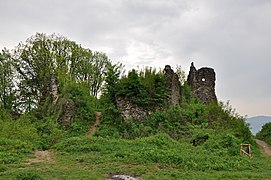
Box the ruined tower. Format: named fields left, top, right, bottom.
left=164, top=65, right=181, bottom=105
left=187, top=62, right=217, bottom=103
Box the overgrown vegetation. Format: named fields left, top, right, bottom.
left=0, top=33, right=268, bottom=179
left=256, top=122, right=271, bottom=145
left=116, top=68, right=168, bottom=106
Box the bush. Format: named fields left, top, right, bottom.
left=36, top=117, right=65, bottom=150
left=203, top=132, right=241, bottom=156
left=61, top=82, right=96, bottom=123
left=0, top=114, right=39, bottom=147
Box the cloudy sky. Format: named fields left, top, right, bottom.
left=0, top=0, right=271, bottom=117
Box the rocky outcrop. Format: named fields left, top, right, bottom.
left=187, top=62, right=217, bottom=103
left=164, top=65, right=181, bottom=105
left=116, top=97, right=151, bottom=120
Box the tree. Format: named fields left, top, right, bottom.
left=175, top=65, right=186, bottom=85
left=104, top=61, right=124, bottom=102
left=13, top=33, right=112, bottom=111
left=0, top=49, right=16, bottom=111
left=88, top=52, right=110, bottom=97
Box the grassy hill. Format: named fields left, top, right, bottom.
left=1, top=33, right=271, bottom=179
left=1, top=134, right=271, bottom=179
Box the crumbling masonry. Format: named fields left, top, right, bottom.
left=187, top=62, right=217, bottom=103
left=116, top=63, right=217, bottom=120
left=164, top=65, right=181, bottom=106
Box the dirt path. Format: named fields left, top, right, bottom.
left=25, top=150, right=53, bottom=165
left=87, top=112, right=101, bottom=136
left=256, top=139, right=271, bottom=156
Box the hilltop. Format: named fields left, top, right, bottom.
left=1, top=33, right=271, bottom=179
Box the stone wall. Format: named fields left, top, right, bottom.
left=164, top=65, right=181, bottom=105
left=187, top=62, right=217, bottom=103
left=115, top=97, right=151, bottom=120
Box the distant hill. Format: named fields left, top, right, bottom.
left=246, top=116, right=271, bottom=135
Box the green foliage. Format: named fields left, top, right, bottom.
left=101, top=87, right=252, bottom=145
left=174, top=65, right=187, bottom=85
left=118, top=69, right=142, bottom=97
left=15, top=170, right=42, bottom=180
left=0, top=138, right=32, bottom=164
left=97, top=99, right=124, bottom=138
left=54, top=134, right=257, bottom=171
left=104, top=61, right=124, bottom=103
left=0, top=114, right=39, bottom=146
left=107, top=105, right=191, bottom=140
left=35, top=117, right=65, bottom=150
left=0, top=107, right=12, bottom=120
left=117, top=68, right=168, bottom=106
left=0, top=49, right=16, bottom=112
left=62, top=82, right=96, bottom=122
left=204, top=101, right=253, bottom=143
left=180, top=82, right=193, bottom=104
left=55, top=82, right=97, bottom=137
left=95, top=124, right=121, bottom=138
left=182, top=100, right=206, bottom=124
left=256, top=122, right=271, bottom=145
left=12, top=33, right=110, bottom=112
left=201, top=130, right=241, bottom=156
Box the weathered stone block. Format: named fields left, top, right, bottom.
left=187, top=62, right=217, bottom=103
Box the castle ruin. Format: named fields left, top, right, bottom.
left=116, top=63, right=217, bottom=120
left=187, top=62, right=217, bottom=103
left=164, top=65, right=181, bottom=106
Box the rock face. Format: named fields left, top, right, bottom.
left=187, top=62, right=217, bottom=103
left=164, top=65, right=181, bottom=105
left=116, top=97, right=151, bottom=120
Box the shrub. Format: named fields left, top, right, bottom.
left=36, top=117, right=65, bottom=150
left=0, top=114, right=39, bottom=147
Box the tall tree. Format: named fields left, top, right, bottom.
left=0, top=49, right=16, bottom=111
left=104, top=61, right=124, bottom=102
left=13, top=33, right=110, bottom=111
left=89, top=52, right=109, bottom=97
left=13, top=33, right=88, bottom=110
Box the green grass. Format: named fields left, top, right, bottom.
left=0, top=138, right=33, bottom=165
left=1, top=134, right=271, bottom=179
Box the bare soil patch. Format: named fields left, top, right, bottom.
left=25, top=150, right=53, bottom=165
left=256, top=139, right=271, bottom=156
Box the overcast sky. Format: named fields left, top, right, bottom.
left=0, top=0, right=271, bottom=117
